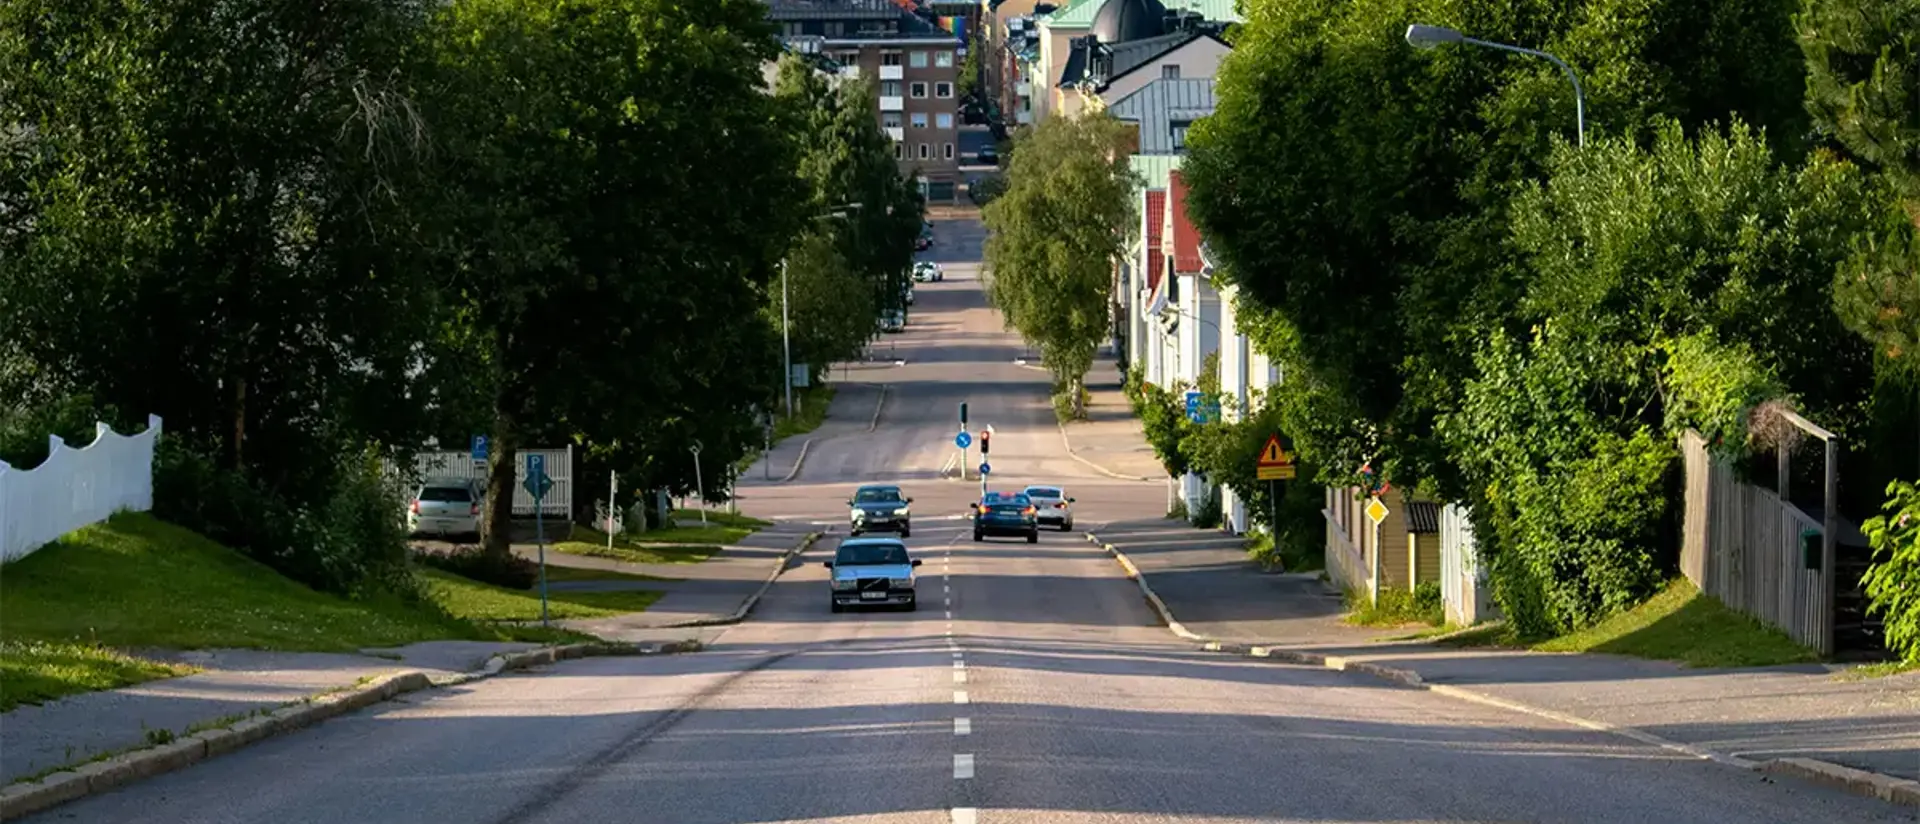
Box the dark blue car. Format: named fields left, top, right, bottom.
left=971, top=492, right=1038, bottom=543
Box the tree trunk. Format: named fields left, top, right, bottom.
left=481, top=404, right=516, bottom=560
left=230, top=374, right=247, bottom=471
left=1071, top=374, right=1087, bottom=420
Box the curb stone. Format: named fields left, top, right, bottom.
left=869, top=384, right=888, bottom=432
left=778, top=439, right=813, bottom=483
left=1055, top=419, right=1155, bottom=482
left=0, top=643, right=700, bottom=822
left=656, top=531, right=823, bottom=628
left=1081, top=531, right=1920, bottom=810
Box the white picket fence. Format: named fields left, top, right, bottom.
left=0, top=415, right=162, bottom=563
left=1438, top=503, right=1498, bottom=626
left=388, top=446, right=574, bottom=517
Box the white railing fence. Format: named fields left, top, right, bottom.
left=386, top=446, right=574, bottom=517
left=0, top=415, right=162, bottom=563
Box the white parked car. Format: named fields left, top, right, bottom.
left=1022, top=484, right=1076, bottom=531
left=407, top=479, right=483, bottom=540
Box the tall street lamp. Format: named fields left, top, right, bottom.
left=783, top=203, right=865, bottom=418
left=1405, top=24, right=1586, bottom=148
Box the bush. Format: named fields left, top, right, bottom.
left=153, top=440, right=414, bottom=596
left=1191, top=485, right=1222, bottom=528
left=1166, top=494, right=1189, bottom=520
left=414, top=546, right=540, bottom=590
left=0, top=395, right=122, bottom=470
left=1862, top=480, right=1920, bottom=663
left=1051, top=383, right=1090, bottom=423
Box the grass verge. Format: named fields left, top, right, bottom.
left=538, top=565, right=678, bottom=584
left=735, top=384, right=838, bottom=473
left=558, top=525, right=725, bottom=563
left=0, top=513, right=591, bottom=709
left=1344, top=583, right=1444, bottom=628
left=1244, top=530, right=1325, bottom=573
left=1438, top=580, right=1820, bottom=669
left=670, top=508, right=771, bottom=530
left=420, top=570, right=663, bottom=622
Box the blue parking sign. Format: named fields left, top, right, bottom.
left=471, top=435, right=489, bottom=461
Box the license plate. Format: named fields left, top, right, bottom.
left=860, top=591, right=887, bottom=600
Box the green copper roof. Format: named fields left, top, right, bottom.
left=1044, top=0, right=1242, bottom=30
left=1131, top=153, right=1183, bottom=192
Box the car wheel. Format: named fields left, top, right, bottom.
left=831, top=601, right=844, bottom=614
left=904, top=599, right=918, bottom=612
left=1027, top=530, right=1039, bottom=544
left=850, top=527, right=863, bottom=537
left=900, top=525, right=911, bottom=539
left=973, top=531, right=984, bottom=542
left=1060, top=521, right=1072, bottom=532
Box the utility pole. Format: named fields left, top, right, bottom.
left=781, top=258, right=793, bottom=418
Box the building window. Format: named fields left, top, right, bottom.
left=880, top=80, right=902, bottom=97
left=919, top=143, right=931, bottom=160
left=936, top=51, right=954, bottom=68
left=910, top=50, right=930, bottom=68
left=910, top=81, right=928, bottom=98
left=911, top=112, right=929, bottom=128
left=1161, top=64, right=1180, bottom=79
left=895, top=143, right=905, bottom=160
left=944, top=143, right=955, bottom=160
left=881, top=51, right=903, bottom=66
left=935, top=82, right=953, bottom=98
left=1171, top=120, right=1190, bottom=149
left=825, top=22, right=843, bottom=37
left=882, top=111, right=903, bottom=129
left=936, top=113, right=953, bottom=129
left=834, top=50, right=859, bottom=66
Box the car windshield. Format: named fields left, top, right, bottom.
left=418, top=486, right=472, bottom=503
left=854, top=487, right=902, bottom=503
left=837, top=543, right=909, bottom=566
left=1025, top=487, right=1063, bottom=499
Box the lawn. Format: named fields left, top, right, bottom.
left=538, top=565, right=678, bottom=584
left=419, top=569, right=663, bottom=622
left=1439, top=579, right=1820, bottom=669
left=670, top=508, right=771, bottom=530
left=736, top=384, right=837, bottom=473
left=0, top=513, right=593, bottom=709
left=554, top=526, right=720, bottom=564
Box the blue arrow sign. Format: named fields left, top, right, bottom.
left=979, top=462, right=991, bottom=476
left=471, top=435, right=489, bottom=461
left=1185, top=391, right=1204, bottom=423
left=955, top=431, right=973, bottom=449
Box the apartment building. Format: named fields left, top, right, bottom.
left=767, top=0, right=964, bottom=201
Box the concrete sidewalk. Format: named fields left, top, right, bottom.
left=1088, top=518, right=1920, bottom=798
left=1058, top=357, right=1165, bottom=482
left=0, top=641, right=540, bottom=786
left=513, top=522, right=818, bottom=639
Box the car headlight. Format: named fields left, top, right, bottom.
left=889, top=577, right=913, bottom=588
left=851, top=509, right=864, bottom=519
left=894, top=507, right=910, bottom=516
left=832, top=579, right=856, bottom=590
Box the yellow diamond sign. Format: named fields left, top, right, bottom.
left=1364, top=496, right=1389, bottom=525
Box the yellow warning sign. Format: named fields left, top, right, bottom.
left=1256, top=434, right=1296, bottom=481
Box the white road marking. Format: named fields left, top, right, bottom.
left=953, top=754, right=975, bottom=779
left=952, top=651, right=963, bottom=658
left=952, top=808, right=977, bottom=824
left=954, top=690, right=969, bottom=704
left=954, top=717, right=972, bottom=736
left=953, top=660, right=965, bottom=669
left=945, top=609, right=952, bottom=618
left=954, top=671, right=967, bottom=683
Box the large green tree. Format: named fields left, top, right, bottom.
left=422, top=0, right=801, bottom=552
left=982, top=112, right=1137, bottom=418
left=1184, top=0, right=1816, bottom=496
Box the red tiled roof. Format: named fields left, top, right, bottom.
left=1168, top=171, right=1203, bottom=275
left=1144, top=189, right=1166, bottom=292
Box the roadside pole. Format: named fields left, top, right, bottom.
left=1365, top=495, right=1389, bottom=608
left=525, top=453, right=553, bottom=627
left=607, top=469, right=617, bottom=552
left=691, top=444, right=706, bottom=526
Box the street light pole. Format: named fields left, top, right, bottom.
left=1405, top=24, right=1586, bottom=148
left=781, top=257, right=793, bottom=418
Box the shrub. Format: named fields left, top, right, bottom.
left=414, top=546, right=540, bottom=590
left=0, top=395, right=122, bottom=469
left=153, top=439, right=414, bottom=596
left=1191, top=485, right=1223, bottom=528
left=1862, top=480, right=1920, bottom=663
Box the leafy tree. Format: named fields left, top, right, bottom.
left=775, top=229, right=878, bottom=382
left=1185, top=0, right=1818, bottom=496
left=0, top=0, right=439, bottom=589
left=982, top=112, right=1137, bottom=418
left=421, top=0, right=802, bottom=553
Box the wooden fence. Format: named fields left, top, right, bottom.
left=386, top=446, right=574, bottom=517
left=1680, top=430, right=1835, bottom=655
left=1438, top=504, right=1497, bottom=626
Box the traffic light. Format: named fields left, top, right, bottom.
left=980, top=430, right=990, bottom=455
left=959, top=402, right=969, bottom=427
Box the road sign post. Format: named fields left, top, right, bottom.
left=1364, top=495, right=1390, bottom=607
left=978, top=462, right=990, bottom=498
left=524, top=453, right=552, bottom=626
left=608, top=470, right=618, bottom=552
left=690, top=444, right=706, bottom=526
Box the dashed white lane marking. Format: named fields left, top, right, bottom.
left=953, top=660, right=965, bottom=669
left=954, top=717, right=972, bottom=736
left=954, top=691, right=969, bottom=704
left=952, top=651, right=963, bottom=658
left=954, top=670, right=967, bottom=683
left=945, top=609, right=953, bottom=618
left=953, top=754, right=975, bottom=779
left=952, top=808, right=977, bottom=824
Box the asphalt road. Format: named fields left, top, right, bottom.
left=29, top=218, right=1910, bottom=824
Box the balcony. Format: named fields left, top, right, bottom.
left=879, top=95, right=904, bottom=112
left=878, top=65, right=904, bottom=80
left=885, top=127, right=904, bottom=142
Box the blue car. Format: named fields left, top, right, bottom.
left=971, top=492, right=1039, bottom=543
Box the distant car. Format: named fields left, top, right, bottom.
left=408, top=479, right=482, bottom=540
left=977, top=145, right=998, bottom=165
left=903, top=282, right=915, bottom=305
left=848, top=484, right=913, bottom=537
left=1022, top=484, right=1076, bottom=531
left=971, top=491, right=1039, bottom=543
left=824, top=537, right=922, bottom=612
left=913, top=261, right=944, bottom=282
left=880, top=310, right=906, bottom=333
